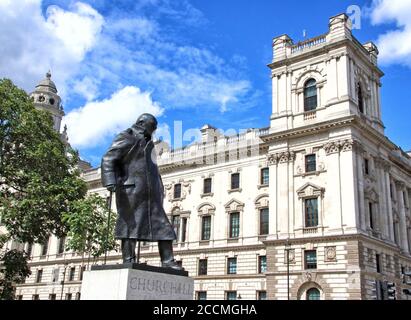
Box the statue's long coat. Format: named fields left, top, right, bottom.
left=101, top=125, right=176, bottom=241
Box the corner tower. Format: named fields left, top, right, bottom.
left=269, top=13, right=384, bottom=135
left=30, top=71, right=64, bottom=132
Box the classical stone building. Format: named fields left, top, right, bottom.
left=5, top=13, right=411, bottom=300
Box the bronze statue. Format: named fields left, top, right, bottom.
left=101, top=114, right=182, bottom=270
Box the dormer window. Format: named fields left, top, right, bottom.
left=357, top=83, right=364, bottom=114
left=304, top=79, right=317, bottom=111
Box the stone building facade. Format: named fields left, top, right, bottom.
left=4, top=13, right=411, bottom=300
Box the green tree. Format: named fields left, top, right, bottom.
left=0, top=79, right=117, bottom=298
left=0, top=250, right=31, bottom=300
left=63, top=193, right=118, bottom=258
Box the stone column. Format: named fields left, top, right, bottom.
left=356, top=144, right=366, bottom=231
left=267, top=153, right=279, bottom=237
left=385, top=170, right=395, bottom=242
left=396, top=181, right=409, bottom=253
left=375, top=158, right=388, bottom=239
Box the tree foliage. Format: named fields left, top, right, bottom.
left=0, top=249, right=31, bottom=300
left=0, top=79, right=120, bottom=299
left=0, top=78, right=87, bottom=244
left=62, top=193, right=118, bottom=258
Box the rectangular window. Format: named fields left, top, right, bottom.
left=231, top=173, right=240, bottom=190
left=260, top=168, right=269, bottom=185
left=65, top=293, right=72, bottom=300
left=258, top=291, right=267, bottom=300
left=226, top=291, right=237, bottom=300
left=203, top=178, right=212, bottom=194
left=369, top=202, right=374, bottom=229
left=403, top=191, right=407, bottom=207
left=75, top=292, right=81, bottom=300
left=259, top=208, right=269, bottom=235
left=36, top=269, right=43, bottom=283
left=364, top=158, right=370, bottom=175
left=69, top=267, right=76, bottom=281
left=227, top=257, right=237, bottom=275
left=390, top=184, right=393, bottom=199
left=198, top=259, right=208, bottom=276
left=229, top=212, right=240, bottom=238
left=197, top=291, right=207, bottom=300
left=172, top=215, right=180, bottom=242
left=201, top=216, right=211, bottom=241
left=305, top=154, right=316, bottom=173
left=258, top=256, right=267, bottom=274
left=304, top=250, right=317, bottom=270
left=41, top=238, right=49, bottom=256
left=305, top=198, right=319, bottom=227
left=32, top=294, right=39, bottom=300
left=49, top=294, right=56, bottom=300
left=26, top=243, right=33, bottom=259
left=181, top=218, right=187, bottom=243
left=376, top=254, right=381, bottom=273
left=17, top=295, right=23, bottom=300
left=57, top=237, right=65, bottom=255
left=176, top=260, right=183, bottom=268
left=173, top=184, right=182, bottom=199
left=52, top=268, right=59, bottom=283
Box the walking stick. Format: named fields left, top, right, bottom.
left=104, top=190, right=113, bottom=265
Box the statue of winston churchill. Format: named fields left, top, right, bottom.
left=101, top=114, right=182, bottom=270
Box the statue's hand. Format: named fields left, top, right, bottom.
left=107, top=184, right=117, bottom=192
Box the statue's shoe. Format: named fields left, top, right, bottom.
left=162, top=260, right=184, bottom=271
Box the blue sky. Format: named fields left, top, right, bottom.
left=1, top=0, right=410, bottom=166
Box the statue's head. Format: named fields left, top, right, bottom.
left=135, top=113, right=158, bottom=136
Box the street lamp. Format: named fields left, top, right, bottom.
left=285, top=238, right=291, bottom=300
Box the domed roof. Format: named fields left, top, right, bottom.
left=34, top=71, right=57, bottom=94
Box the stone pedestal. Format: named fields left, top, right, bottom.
left=81, top=263, right=194, bottom=300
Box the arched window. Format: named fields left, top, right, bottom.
left=304, top=79, right=318, bottom=111
left=306, top=288, right=321, bottom=300
left=357, top=83, right=364, bottom=114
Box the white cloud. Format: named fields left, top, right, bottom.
left=63, top=86, right=163, bottom=148
left=72, top=76, right=100, bottom=101
left=0, top=0, right=103, bottom=97
left=370, top=0, right=411, bottom=66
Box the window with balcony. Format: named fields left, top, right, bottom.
left=304, top=250, right=317, bottom=269
left=227, top=257, right=237, bottom=275
left=259, top=208, right=269, bottom=235
left=201, top=215, right=211, bottom=241
left=231, top=173, right=240, bottom=190
left=203, top=178, right=212, bottom=194
left=229, top=212, right=240, bottom=238
left=260, top=168, right=269, bottom=186
left=305, top=198, right=318, bottom=228
left=304, top=79, right=317, bottom=111
left=305, top=154, right=316, bottom=173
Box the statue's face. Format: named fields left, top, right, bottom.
left=143, top=118, right=157, bottom=136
